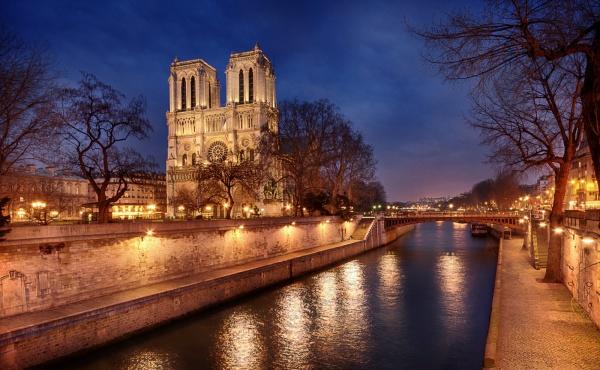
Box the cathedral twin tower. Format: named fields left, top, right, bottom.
left=165, top=44, right=280, bottom=217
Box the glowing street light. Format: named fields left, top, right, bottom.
left=32, top=201, right=47, bottom=210
left=552, top=227, right=564, bottom=234
left=539, top=221, right=547, bottom=228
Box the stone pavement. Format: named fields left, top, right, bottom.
left=495, top=238, right=600, bottom=369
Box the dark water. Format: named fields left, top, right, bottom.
left=46, top=222, right=498, bottom=370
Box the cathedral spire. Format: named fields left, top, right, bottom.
left=254, top=42, right=261, bottom=51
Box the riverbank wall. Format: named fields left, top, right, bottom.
left=0, top=217, right=413, bottom=368
left=562, top=210, right=600, bottom=328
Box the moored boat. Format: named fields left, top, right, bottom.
left=470, top=223, right=488, bottom=236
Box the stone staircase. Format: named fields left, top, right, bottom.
left=532, top=228, right=548, bottom=269
left=351, top=217, right=375, bottom=240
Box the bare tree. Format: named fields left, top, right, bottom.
left=420, top=0, right=599, bottom=195
left=55, top=73, right=154, bottom=223
left=264, top=100, right=347, bottom=215
left=322, top=122, right=376, bottom=207
left=420, top=1, right=593, bottom=282
left=0, top=29, right=59, bottom=176
left=195, top=159, right=263, bottom=219
left=469, top=59, right=583, bottom=281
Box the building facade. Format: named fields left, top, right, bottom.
left=108, top=175, right=167, bottom=220
left=165, top=44, right=282, bottom=217
left=565, top=144, right=600, bottom=210
left=0, top=165, right=94, bottom=222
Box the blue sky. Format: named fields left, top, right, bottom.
left=2, top=0, right=493, bottom=201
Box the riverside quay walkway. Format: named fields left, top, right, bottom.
left=488, top=238, right=600, bottom=369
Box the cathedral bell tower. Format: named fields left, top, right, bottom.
left=225, top=43, right=276, bottom=108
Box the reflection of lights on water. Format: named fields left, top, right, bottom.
left=125, top=350, right=175, bottom=370
left=215, top=311, right=265, bottom=370
left=274, top=286, right=310, bottom=367
left=437, top=254, right=464, bottom=296
left=437, top=253, right=466, bottom=332
left=339, top=261, right=368, bottom=362
left=377, top=253, right=401, bottom=307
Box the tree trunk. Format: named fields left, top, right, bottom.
left=581, top=32, right=600, bottom=193
left=96, top=198, right=111, bottom=224
left=543, top=164, right=570, bottom=282
left=226, top=189, right=234, bottom=219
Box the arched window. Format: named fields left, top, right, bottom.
left=190, top=76, right=196, bottom=108
left=208, top=82, right=212, bottom=108
left=239, top=150, right=245, bottom=162
left=248, top=68, right=254, bottom=103
left=181, top=78, right=187, bottom=110
left=182, top=154, right=187, bottom=166
left=249, top=149, right=255, bottom=162
left=239, top=70, right=244, bottom=103
left=192, top=153, right=197, bottom=165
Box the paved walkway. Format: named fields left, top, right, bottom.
left=495, top=238, right=600, bottom=369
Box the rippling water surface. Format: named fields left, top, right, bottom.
left=50, top=222, right=498, bottom=370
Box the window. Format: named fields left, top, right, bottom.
left=208, top=82, right=212, bottom=108
left=239, top=70, right=244, bottom=103
left=192, top=153, right=197, bottom=165
left=182, top=154, right=187, bottom=166
left=181, top=78, right=187, bottom=110
left=239, top=150, right=245, bottom=162
left=248, top=68, right=254, bottom=103
left=249, top=149, right=255, bottom=161
left=190, top=76, right=196, bottom=108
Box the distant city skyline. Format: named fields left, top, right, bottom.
left=1, top=0, right=493, bottom=200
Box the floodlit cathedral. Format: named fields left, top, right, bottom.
left=165, top=44, right=282, bottom=217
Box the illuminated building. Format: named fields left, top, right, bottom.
left=165, top=43, right=282, bottom=217
left=107, top=174, right=167, bottom=220
left=566, top=143, right=599, bottom=210
left=0, top=165, right=94, bottom=221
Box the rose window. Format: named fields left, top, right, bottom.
left=207, top=141, right=228, bottom=162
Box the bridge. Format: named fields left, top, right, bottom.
left=383, top=212, right=526, bottom=232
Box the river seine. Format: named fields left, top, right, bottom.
left=49, top=221, right=498, bottom=370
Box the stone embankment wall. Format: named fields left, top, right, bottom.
left=562, top=210, right=600, bottom=328
left=0, top=217, right=415, bottom=369
left=0, top=217, right=357, bottom=318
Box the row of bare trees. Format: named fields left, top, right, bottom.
left=445, top=171, right=525, bottom=211
left=262, top=99, right=381, bottom=216
left=420, top=0, right=599, bottom=282
left=1, top=29, right=155, bottom=223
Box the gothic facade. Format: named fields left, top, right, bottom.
left=166, top=44, right=281, bottom=217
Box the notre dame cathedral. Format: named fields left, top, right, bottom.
left=165, top=44, right=282, bottom=217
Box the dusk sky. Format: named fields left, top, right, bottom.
left=1, top=0, right=493, bottom=201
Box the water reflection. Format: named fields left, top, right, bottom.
left=124, top=351, right=175, bottom=370
left=273, top=285, right=310, bottom=368
left=437, top=245, right=468, bottom=334
left=377, top=253, right=402, bottom=308
left=214, top=310, right=265, bottom=370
